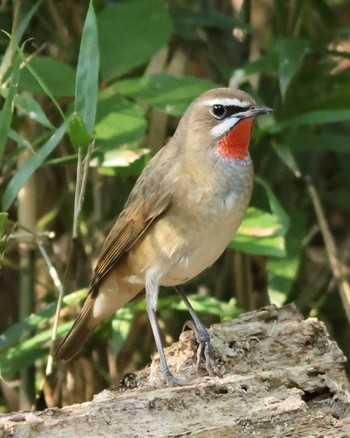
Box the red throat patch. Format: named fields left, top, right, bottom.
left=216, top=118, right=254, bottom=160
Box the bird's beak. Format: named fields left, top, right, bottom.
left=240, top=105, right=273, bottom=119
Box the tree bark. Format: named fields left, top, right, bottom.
left=1, top=304, right=350, bottom=437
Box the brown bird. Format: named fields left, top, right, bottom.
left=54, top=87, right=272, bottom=384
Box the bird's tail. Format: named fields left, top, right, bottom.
left=54, top=272, right=142, bottom=362
left=54, top=294, right=97, bottom=362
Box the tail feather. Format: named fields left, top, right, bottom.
left=54, top=295, right=96, bottom=362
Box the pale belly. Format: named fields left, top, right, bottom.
left=125, top=168, right=252, bottom=288
left=160, top=223, right=237, bottom=285
left=158, top=190, right=249, bottom=286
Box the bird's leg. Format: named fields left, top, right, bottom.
left=175, top=286, right=215, bottom=377
left=145, top=270, right=187, bottom=386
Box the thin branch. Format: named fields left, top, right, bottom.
left=305, top=176, right=350, bottom=324
left=37, top=240, right=65, bottom=377
left=72, top=142, right=94, bottom=239
left=77, top=141, right=94, bottom=219
left=1, top=42, right=48, bottom=90
left=72, top=147, right=83, bottom=240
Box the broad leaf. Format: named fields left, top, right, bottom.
left=231, top=207, right=287, bottom=257
left=267, top=214, right=305, bottom=305
left=115, top=73, right=216, bottom=116
left=15, top=94, right=53, bottom=128
left=94, top=93, right=147, bottom=153
left=170, top=294, right=241, bottom=321
left=231, top=177, right=289, bottom=257
left=278, top=38, right=309, bottom=100
left=274, top=109, right=350, bottom=131
left=0, top=289, right=85, bottom=352
left=284, top=132, right=350, bottom=153
left=0, top=322, right=71, bottom=375
left=19, top=56, right=75, bottom=97
left=98, top=0, right=172, bottom=81
left=2, top=123, right=67, bottom=211
left=75, top=1, right=99, bottom=136
left=111, top=305, right=136, bottom=358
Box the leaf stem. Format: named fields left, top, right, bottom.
left=305, top=176, right=350, bottom=324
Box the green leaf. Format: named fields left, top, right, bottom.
left=278, top=38, right=309, bottom=100
left=15, top=1, right=43, bottom=41
left=115, top=73, right=216, bottom=116
left=267, top=214, right=305, bottom=306
left=231, top=177, right=289, bottom=257
left=0, top=52, right=21, bottom=164
left=0, top=289, right=85, bottom=352
left=170, top=294, right=241, bottom=321
left=111, top=305, right=135, bottom=358
left=244, top=48, right=278, bottom=75
left=18, top=56, right=75, bottom=97
left=284, top=132, right=350, bottom=153
left=272, top=141, right=301, bottom=177
left=255, top=176, right=289, bottom=232
left=75, top=1, right=99, bottom=136
left=0, top=322, right=72, bottom=375
left=98, top=0, right=173, bottom=81
left=68, top=112, right=91, bottom=152
left=94, top=93, right=147, bottom=152
left=14, top=46, right=66, bottom=120
left=274, top=109, right=350, bottom=131
left=8, top=129, right=33, bottom=152
left=2, top=123, right=67, bottom=211
left=15, top=94, right=54, bottom=128
left=267, top=257, right=300, bottom=306
left=231, top=208, right=287, bottom=257
left=0, top=0, right=42, bottom=82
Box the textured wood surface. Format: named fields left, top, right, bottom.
left=1, top=304, right=350, bottom=437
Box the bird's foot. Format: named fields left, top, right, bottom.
left=162, top=368, right=188, bottom=386
left=182, top=320, right=216, bottom=377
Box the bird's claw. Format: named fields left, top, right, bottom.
left=183, top=320, right=216, bottom=377
left=163, top=368, right=188, bottom=386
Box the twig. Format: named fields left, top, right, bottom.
left=77, top=142, right=94, bottom=220
left=72, top=142, right=94, bottom=239
left=1, top=43, right=48, bottom=90
left=305, top=176, right=350, bottom=324
left=37, top=240, right=65, bottom=377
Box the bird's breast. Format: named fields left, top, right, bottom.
left=163, top=188, right=250, bottom=284
left=126, top=156, right=253, bottom=286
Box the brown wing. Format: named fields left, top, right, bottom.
left=54, top=138, right=178, bottom=362
left=54, top=170, right=173, bottom=362
left=89, top=189, right=171, bottom=294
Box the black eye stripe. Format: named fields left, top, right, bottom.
left=225, top=105, right=246, bottom=116
left=210, top=104, right=249, bottom=120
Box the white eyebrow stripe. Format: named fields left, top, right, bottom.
left=203, top=98, right=251, bottom=107
left=210, top=117, right=239, bottom=137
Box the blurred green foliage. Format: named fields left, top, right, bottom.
left=0, top=0, right=350, bottom=410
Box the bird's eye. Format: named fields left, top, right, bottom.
left=211, top=104, right=227, bottom=120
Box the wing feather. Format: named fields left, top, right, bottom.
left=54, top=145, right=175, bottom=362
left=89, top=191, right=171, bottom=293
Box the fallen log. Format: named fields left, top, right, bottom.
left=1, top=304, right=350, bottom=437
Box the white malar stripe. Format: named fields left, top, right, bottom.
left=203, top=98, right=250, bottom=107
left=211, top=116, right=239, bottom=137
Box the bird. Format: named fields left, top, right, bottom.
left=54, top=87, right=272, bottom=384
